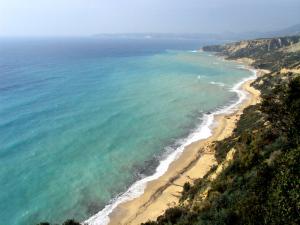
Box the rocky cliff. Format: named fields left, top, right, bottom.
left=203, top=36, right=300, bottom=71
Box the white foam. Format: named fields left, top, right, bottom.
left=189, top=50, right=198, bottom=53
left=209, top=81, right=225, bottom=87
left=84, top=69, right=257, bottom=225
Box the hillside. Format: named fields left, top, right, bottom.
left=142, top=37, right=300, bottom=225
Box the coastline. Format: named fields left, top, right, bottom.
left=85, top=63, right=265, bottom=225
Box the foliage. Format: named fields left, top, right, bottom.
left=62, top=219, right=81, bottom=225
left=36, top=219, right=80, bottom=225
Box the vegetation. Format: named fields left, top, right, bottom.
left=142, top=36, right=300, bottom=225
left=36, top=219, right=81, bottom=225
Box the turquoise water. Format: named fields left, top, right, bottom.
left=0, top=38, right=252, bottom=225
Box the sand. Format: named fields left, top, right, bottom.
left=107, top=70, right=264, bottom=225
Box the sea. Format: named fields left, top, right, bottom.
left=0, top=37, right=254, bottom=225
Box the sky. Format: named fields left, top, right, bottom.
left=0, top=0, right=299, bottom=36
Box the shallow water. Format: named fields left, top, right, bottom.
left=0, top=38, right=252, bottom=225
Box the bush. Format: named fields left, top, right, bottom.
left=62, top=219, right=81, bottom=225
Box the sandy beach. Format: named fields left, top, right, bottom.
left=106, top=68, right=264, bottom=225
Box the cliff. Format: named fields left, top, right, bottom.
left=203, top=36, right=300, bottom=71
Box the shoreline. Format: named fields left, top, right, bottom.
left=85, top=63, right=264, bottom=225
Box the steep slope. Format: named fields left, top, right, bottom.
left=202, top=36, right=300, bottom=57
left=203, top=36, right=300, bottom=71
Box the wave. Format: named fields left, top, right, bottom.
left=209, top=81, right=226, bottom=87
left=84, top=69, right=257, bottom=225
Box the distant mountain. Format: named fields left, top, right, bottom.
left=92, top=33, right=224, bottom=42
left=265, top=23, right=300, bottom=37
left=92, top=24, right=300, bottom=43
left=229, top=24, right=300, bottom=40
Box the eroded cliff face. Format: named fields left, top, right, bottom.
left=203, top=36, right=300, bottom=57
left=203, top=36, right=300, bottom=72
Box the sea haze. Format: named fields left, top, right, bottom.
left=0, top=37, right=253, bottom=225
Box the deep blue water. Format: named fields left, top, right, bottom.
left=0, top=37, right=252, bottom=225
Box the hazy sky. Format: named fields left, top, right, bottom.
left=0, top=0, right=299, bottom=36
